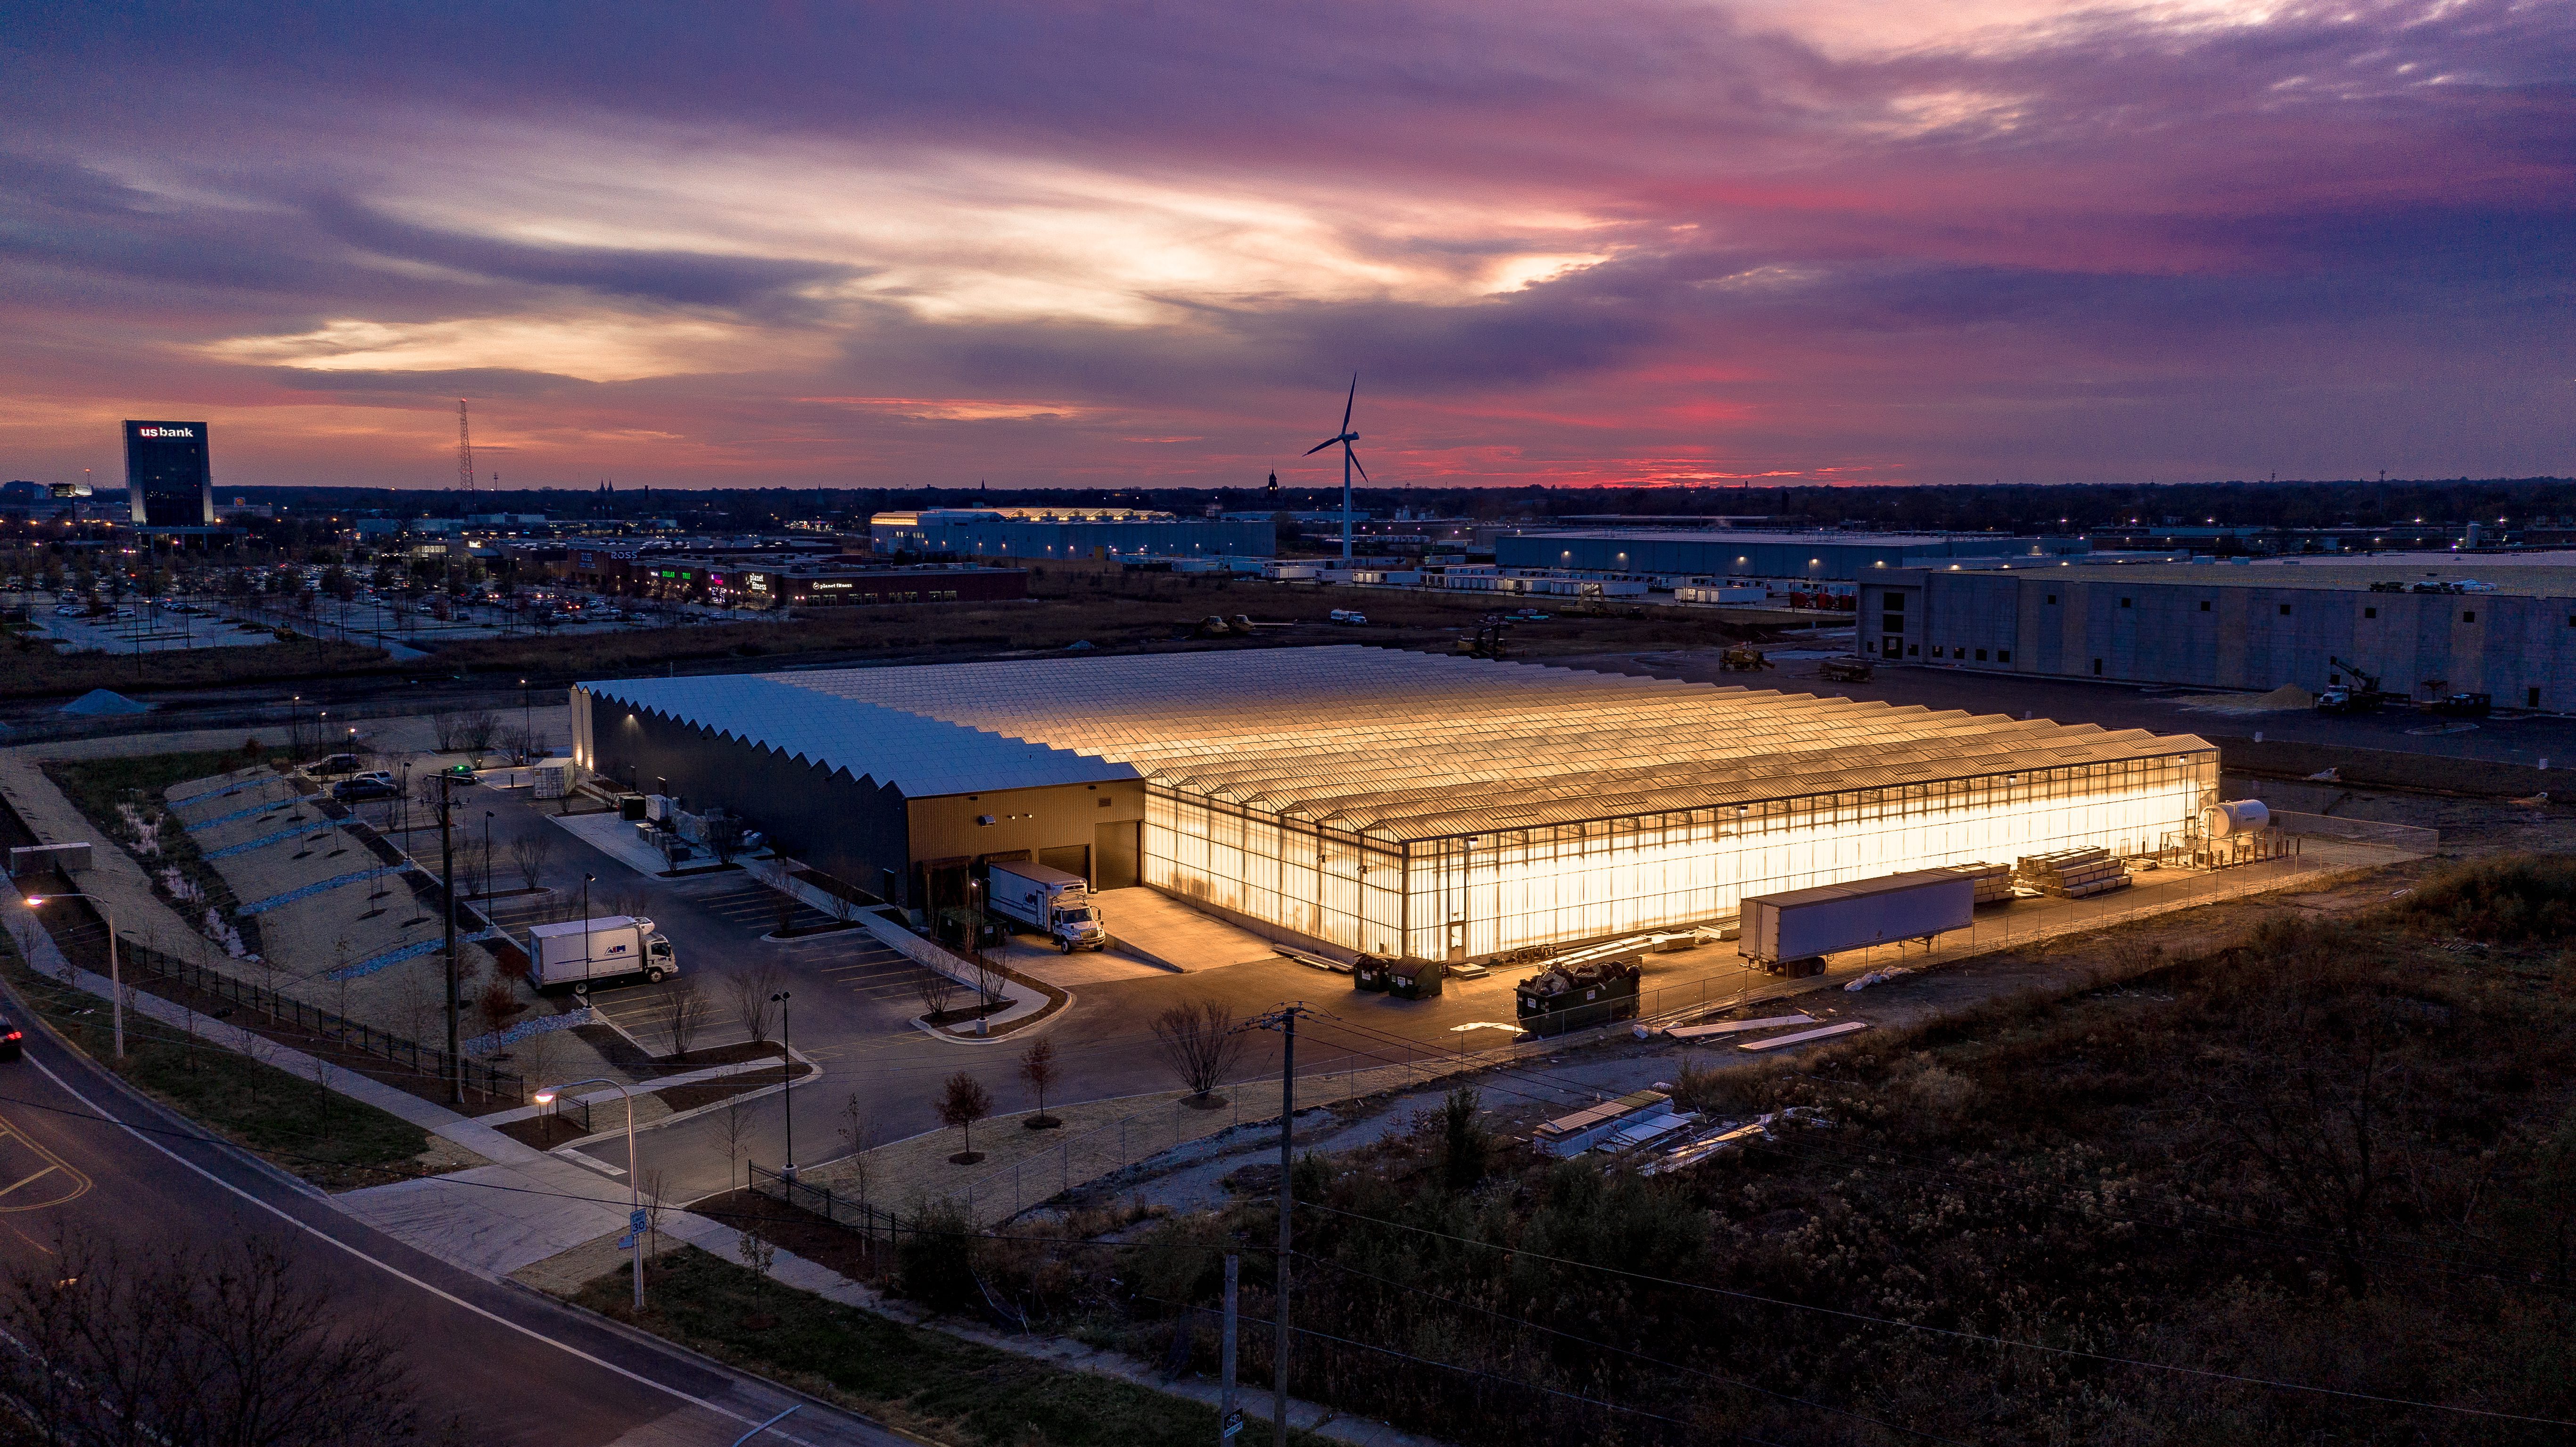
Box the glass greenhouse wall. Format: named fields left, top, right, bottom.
left=1146, top=751, right=2213, bottom=958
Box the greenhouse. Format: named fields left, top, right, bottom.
left=676, top=647, right=2219, bottom=960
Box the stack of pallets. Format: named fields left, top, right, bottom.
left=1946, top=861, right=2015, bottom=905
left=2015, top=847, right=2131, bottom=899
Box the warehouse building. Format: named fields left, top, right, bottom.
left=870, top=506, right=1274, bottom=560
left=574, top=649, right=2214, bottom=961
left=1496, top=529, right=2089, bottom=581
left=1867, top=560, right=2576, bottom=708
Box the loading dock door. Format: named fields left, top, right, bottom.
left=1040, top=844, right=1091, bottom=883
left=1094, top=821, right=1140, bottom=889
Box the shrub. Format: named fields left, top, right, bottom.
left=2402, top=856, right=2576, bottom=942
left=895, top=1197, right=982, bottom=1311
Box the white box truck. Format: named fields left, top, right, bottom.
left=985, top=861, right=1107, bottom=953
left=1739, top=870, right=1973, bottom=977
left=528, top=915, right=677, bottom=988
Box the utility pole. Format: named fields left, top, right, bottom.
left=1221, top=1254, right=1241, bottom=1446
left=1249, top=1003, right=1313, bottom=1447
left=438, top=773, right=461, bottom=1104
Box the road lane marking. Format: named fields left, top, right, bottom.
left=0, top=1112, right=91, bottom=1211
left=20, top=1056, right=862, bottom=1447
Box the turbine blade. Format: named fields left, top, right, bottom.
left=1342, top=373, right=1357, bottom=432
left=1347, top=446, right=1371, bottom=484
left=1304, top=438, right=1339, bottom=456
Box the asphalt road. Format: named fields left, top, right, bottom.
left=0, top=988, right=908, bottom=1447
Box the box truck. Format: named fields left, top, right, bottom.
left=984, top=861, right=1107, bottom=953
left=528, top=915, right=677, bottom=988
left=1739, top=870, right=1973, bottom=977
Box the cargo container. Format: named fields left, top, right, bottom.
left=1739, top=870, right=1973, bottom=976
left=986, top=859, right=1107, bottom=952
left=528, top=915, right=677, bottom=988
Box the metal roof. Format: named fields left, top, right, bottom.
left=583, top=648, right=2213, bottom=841
left=577, top=674, right=1141, bottom=797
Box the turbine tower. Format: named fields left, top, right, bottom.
left=456, top=399, right=477, bottom=493
left=1302, top=374, right=1366, bottom=563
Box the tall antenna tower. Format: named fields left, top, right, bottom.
left=455, top=399, right=476, bottom=492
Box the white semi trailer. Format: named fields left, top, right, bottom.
left=1739, top=870, right=1975, bottom=977
left=985, top=861, right=1108, bottom=953
left=528, top=915, right=678, bottom=988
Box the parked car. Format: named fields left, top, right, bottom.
left=332, top=771, right=400, bottom=801
left=0, top=1014, right=21, bottom=1061
left=306, top=753, right=366, bottom=777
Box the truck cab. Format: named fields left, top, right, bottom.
left=1049, top=900, right=1107, bottom=953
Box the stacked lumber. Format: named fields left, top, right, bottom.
left=2015, top=847, right=2131, bottom=899
left=1946, top=861, right=2014, bottom=905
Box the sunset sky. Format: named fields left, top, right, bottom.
left=3, top=1, right=2570, bottom=492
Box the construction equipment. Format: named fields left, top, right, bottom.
left=1453, top=613, right=1512, bottom=659
left=2428, top=691, right=2493, bottom=718
left=1817, top=656, right=1873, bottom=683
left=2316, top=656, right=2386, bottom=714
left=1718, top=642, right=1774, bottom=672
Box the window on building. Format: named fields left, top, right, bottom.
left=1908, top=644, right=1919, bottom=657
left=2119, top=597, right=2131, bottom=608
left=1974, top=649, right=1988, bottom=661
left=1997, top=649, right=2010, bottom=663
left=2200, top=600, right=2212, bottom=612
left=2529, top=687, right=2543, bottom=708
left=2364, top=607, right=2377, bottom=618
left=2462, top=610, right=2477, bottom=623
left=2278, top=604, right=2292, bottom=616
left=2044, top=594, right=2057, bottom=604
left=2092, top=658, right=2103, bottom=675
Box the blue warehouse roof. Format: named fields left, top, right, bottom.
left=578, top=674, right=1139, bottom=798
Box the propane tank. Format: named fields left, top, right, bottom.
left=2201, top=799, right=2270, bottom=838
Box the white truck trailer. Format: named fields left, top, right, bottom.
left=528, top=915, right=677, bottom=988
left=985, top=861, right=1108, bottom=953
left=1739, top=870, right=1974, bottom=977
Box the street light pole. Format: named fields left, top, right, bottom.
left=772, top=990, right=794, bottom=1178
left=24, top=892, right=122, bottom=1057
left=482, top=811, right=494, bottom=903
left=438, top=773, right=461, bottom=1104
left=536, top=1077, right=643, bottom=1310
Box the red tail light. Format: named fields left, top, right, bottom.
left=4, top=1031, right=20, bottom=1042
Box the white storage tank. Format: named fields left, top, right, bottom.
left=2202, top=798, right=2270, bottom=837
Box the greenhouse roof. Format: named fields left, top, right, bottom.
left=586, top=648, right=2213, bottom=839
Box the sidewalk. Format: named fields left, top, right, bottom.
left=2, top=875, right=534, bottom=1169
left=515, top=1210, right=1449, bottom=1447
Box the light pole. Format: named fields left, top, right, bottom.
left=534, top=1077, right=644, bottom=1310
left=482, top=811, right=495, bottom=902
left=580, top=873, right=596, bottom=970
left=24, top=893, right=122, bottom=1057
left=772, top=990, right=794, bottom=1178
left=520, top=677, right=532, bottom=760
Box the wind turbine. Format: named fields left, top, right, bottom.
left=1303, top=374, right=1367, bottom=563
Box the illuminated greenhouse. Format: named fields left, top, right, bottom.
left=574, top=647, right=2217, bottom=961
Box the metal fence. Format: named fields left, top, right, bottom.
left=749, top=1162, right=903, bottom=1248
left=116, top=938, right=525, bottom=1102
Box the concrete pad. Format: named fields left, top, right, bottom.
left=1091, top=887, right=1279, bottom=972
left=990, top=934, right=1171, bottom=986
left=337, top=1154, right=636, bottom=1276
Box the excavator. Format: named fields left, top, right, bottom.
left=1718, top=642, right=1775, bottom=672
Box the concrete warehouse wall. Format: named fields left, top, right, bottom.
left=1869, top=569, right=2576, bottom=706
left=1496, top=532, right=2088, bottom=581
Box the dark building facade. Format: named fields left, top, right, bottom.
left=122, top=420, right=214, bottom=527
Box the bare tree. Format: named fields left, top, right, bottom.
left=719, top=1092, right=752, bottom=1186
left=969, top=948, right=1008, bottom=1013
left=0, top=1228, right=431, bottom=1445
left=643, top=1167, right=669, bottom=1261
left=1020, top=1037, right=1062, bottom=1128
left=727, top=962, right=786, bottom=1043
left=663, top=976, right=709, bottom=1061
left=914, top=965, right=960, bottom=1023
left=456, top=708, right=501, bottom=762
left=430, top=710, right=463, bottom=752
left=939, top=1071, right=994, bottom=1164
left=837, top=1091, right=880, bottom=1204
left=507, top=831, right=554, bottom=893
left=1151, top=1001, right=1248, bottom=1104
